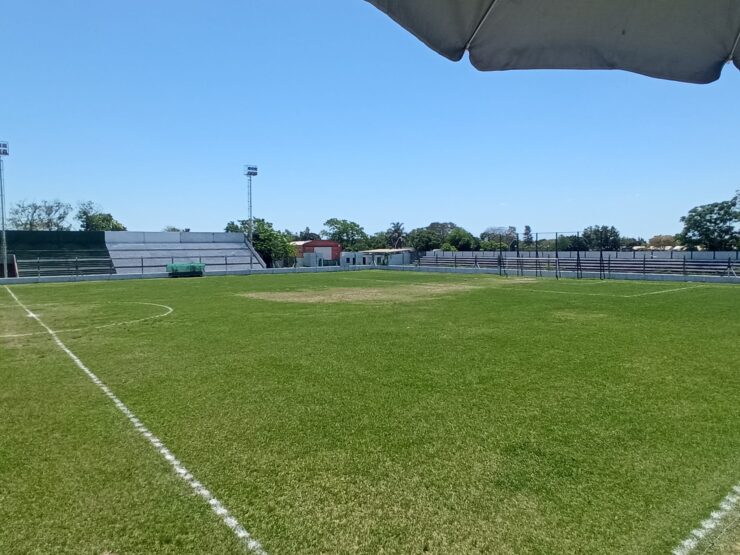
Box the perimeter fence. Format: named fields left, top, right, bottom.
left=418, top=251, right=738, bottom=279
left=13, top=254, right=260, bottom=278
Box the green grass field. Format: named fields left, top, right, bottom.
left=1, top=271, right=739, bottom=554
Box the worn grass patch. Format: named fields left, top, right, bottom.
left=238, top=282, right=484, bottom=303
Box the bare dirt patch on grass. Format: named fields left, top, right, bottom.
left=552, top=310, right=609, bottom=322
left=239, top=281, right=509, bottom=304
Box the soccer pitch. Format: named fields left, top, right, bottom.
left=1, top=271, right=738, bottom=554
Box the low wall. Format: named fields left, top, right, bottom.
left=105, top=231, right=246, bottom=244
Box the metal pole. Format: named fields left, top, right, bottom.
left=0, top=158, right=7, bottom=279
left=247, top=174, right=253, bottom=244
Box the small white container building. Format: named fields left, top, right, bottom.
left=340, top=248, right=413, bottom=267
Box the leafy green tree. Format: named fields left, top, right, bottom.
left=480, top=226, right=516, bottom=244
left=647, top=235, right=676, bottom=248
left=620, top=236, right=646, bottom=249
left=447, top=227, right=478, bottom=251
left=224, top=218, right=295, bottom=267
left=253, top=219, right=296, bottom=267
left=541, top=235, right=587, bottom=251
left=386, top=222, right=406, bottom=248
left=356, top=232, right=387, bottom=251
left=427, top=222, right=457, bottom=243
left=522, top=225, right=534, bottom=248
left=567, top=235, right=588, bottom=251
left=9, top=199, right=72, bottom=231
left=74, top=201, right=126, bottom=231
left=321, top=218, right=368, bottom=250
left=406, top=227, right=441, bottom=252
left=480, top=226, right=517, bottom=251
left=581, top=225, right=621, bottom=250
left=678, top=192, right=739, bottom=250
left=405, top=222, right=458, bottom=252
left=297, top=227, right=321, bottom=241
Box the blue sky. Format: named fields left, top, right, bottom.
left=2, top=1, right=738, bottom=239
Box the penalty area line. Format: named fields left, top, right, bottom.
left=2, top=286, right=266, bottom=554
left=622, top=285, right=707, bottom=298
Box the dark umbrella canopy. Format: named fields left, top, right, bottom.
left=366, top=0, right=740, bottom=84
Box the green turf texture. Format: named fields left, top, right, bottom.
left=1, top=271, right=738, bottom=554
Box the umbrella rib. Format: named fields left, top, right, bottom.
left=729, top=24, right=740, bottom=62
left=465, top=0, right=499, bottom=51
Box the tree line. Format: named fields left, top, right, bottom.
left=7, top=199, right=188, bottom=233
left=6, top=191, right=737, bottom=267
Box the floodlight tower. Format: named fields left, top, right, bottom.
left=243, top=164, right=258, bottom=243
left=0, top=141, right=9, bottom=279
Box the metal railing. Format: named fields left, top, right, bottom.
left=417, top=252, right=739, bottom=279
left=15, top=255, right=262, bottom=278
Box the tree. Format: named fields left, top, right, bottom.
left=480, top=226, right=517, bottom=243
left=621, top=236, right=646, bottom=249
left=447, top=227, right=478, bottom=251
left=297, top=227, right=321, bottom=241
left=360, top=232, right=388, bottom=251
left=225, top=219, right=295, bottom=267
left=427, top=222, right=457, bottom=243
left=581, top=225, right=621, bottom=251
left=75, top=201, right=126, bottom=231
left=648, top=235, right=676, bottom=249
left=9, top=199, right=72, bottom=231
left=385, top=222, right=406, bottom=248
left=566, top=235, right=588, bottom=251
left=321, top=218, right=367, bottom=250
left=404, top=222, right=458, bottom=252
left=678, top=192, right=739, bottom=251
left=163, top=226, right=191, bottom=232
left=522, top=225, right=534, bottom=248
left=480, top=226, right=517, bottom=250
left=406, top=227, right=442, bottom=252
left=252, top=219, right=295, bottom=267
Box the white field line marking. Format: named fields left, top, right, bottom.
left=0, top=301, right=63, bottom=308
left=517, top=285, right=709, bottom=298
left=0, top=302, right=174, bottom=339
left=3, top=286, right=266, bottom=554
left=517, top=288, right=618, bottom=297
left=623, top=285, right=707, bottom=298
left=673, top=484, right=740, bottom=555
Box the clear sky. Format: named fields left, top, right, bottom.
left=2, top=1, right=738, bottom=240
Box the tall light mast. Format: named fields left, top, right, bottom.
left=0, top=141, right=9, bottom=279
left=243, top=164, right=258, bottom=243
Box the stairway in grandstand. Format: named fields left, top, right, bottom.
left=9, top=231, right=115, bottom=277
left=8, top=230, right=264, bottom=278
left=105, top=231, right=264, bottom=274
